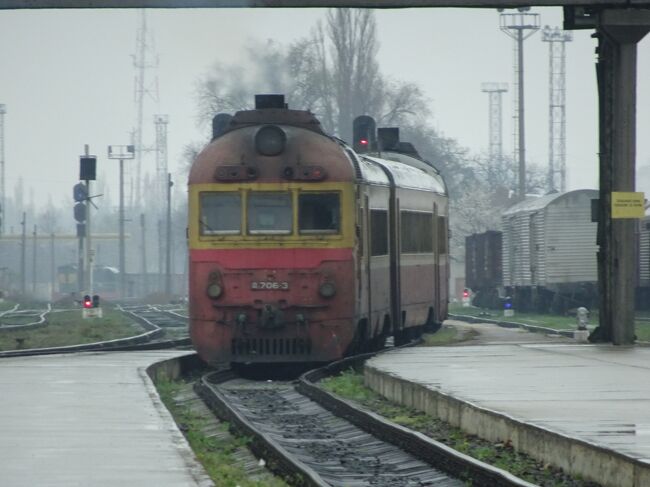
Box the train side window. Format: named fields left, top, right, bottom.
left=200, top=192, right=241, bottom=235
left=370, top=209, right=388, bottom=256
left=401, top=211, right=433, bottom=253
left=299, top=193, right=340, bottom=234
left=248, top=192, right=292, bottom=234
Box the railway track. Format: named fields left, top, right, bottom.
left=196, top=353, right=534, bottom=487
left=0, top=303, right=190, bottom=357
left=112, top=304, right=191, bottom=350
left=0, top=304, right=51, bottom=329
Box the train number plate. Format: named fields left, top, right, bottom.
left=251, top=281, right=289, bottom=290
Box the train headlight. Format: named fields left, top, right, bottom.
left=255, top=125, right=286, bottom=156
left=207, top=283, right=223, bottom=299
left=319, top=282, right=336, bottom=298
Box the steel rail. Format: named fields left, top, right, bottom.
left=0, top=304, right=189, bottom=358
left=196, top=343, right=534, bottom=487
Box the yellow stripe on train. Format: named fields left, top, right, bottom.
left=188, top=182, right=356, bottom=250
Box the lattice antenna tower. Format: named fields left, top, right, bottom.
left=542, top=26, right=572, bottom=193
left=500, top=8, right=540, bottom=199
left=132, top=9, right=159, bottom=209
left=0, top=104, right=5, bottom=235
left=481, top=83, right=508, bottom=165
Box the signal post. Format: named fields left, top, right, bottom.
left=76, top=146, right=101, bottom=318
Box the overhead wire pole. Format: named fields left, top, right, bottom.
left=140, top=213, right=147, bottom=297
left=165, top=172, right=172, bottom=296
left=500, top=9, right=540, bottom=200
left=0, top=104, right=6, bottom=236
left=542, top=26, right=572, bottom=193
left=154, top=114, right=169, bottom=291
left=108, top=145, right=135, bottom=299
left=20, top=212, right=25, bottom=295
left=32, top=225, right=37, bottom=294
left=50, top=232, right=55, bottom=300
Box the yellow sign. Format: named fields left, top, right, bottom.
left=611, top=192, right=645, bottom=219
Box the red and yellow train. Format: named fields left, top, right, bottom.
left=188, top=95, right=448, bottom=366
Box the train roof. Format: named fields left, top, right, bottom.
left=361, top=154, right=447, bottom=194
left=225, top=108, right=327, bottom=136
left=503, top=189, right=598, bottom=216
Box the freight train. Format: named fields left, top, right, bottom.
left=188, top=94, right=448, bottom=366
left=466, top=189, right=650, bottom=313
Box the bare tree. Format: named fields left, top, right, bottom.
left=326, top=9, right=382, bottom=140
left=194, top=9, right=428, bottom=143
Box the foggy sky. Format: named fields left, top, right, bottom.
left=0, top=7, right=648, bottom=220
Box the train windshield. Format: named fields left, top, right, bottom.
left=248, top=192, right=293, bottom=234
left=299, top=193, right=340, bottom=234
left=200, top=193, right=241, bottom=234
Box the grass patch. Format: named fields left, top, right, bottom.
left=450, top=304, right=650, bottom=342
left=449, top=304, right=578, bottom=330
left=156, top=378, right=289, bottom=487
left=421, top=325, right=478, bottom=346
left=0, top=300, right=17, bottom=312
left=636, top=322, right=650, bottom=341
left=321, top=368, right=598, bottom=486
left=0, top=306, right=144, bottom=351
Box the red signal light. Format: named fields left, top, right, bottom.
left=463, top=289, right=469, bottom=298
left=360, top=139, right=368, bottom=146
left=83, top=295, right=92, bottom=309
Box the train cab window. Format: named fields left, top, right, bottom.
left=299, top=193, right=340, bottom=234
left=200, top=193, right=241, bottom=234
left=401, top=211, right=434, bottom=253
left=370, top=209, right=388, bottom=256
left=248, top=192, right=292, bottom=234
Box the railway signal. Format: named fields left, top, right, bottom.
left=353, top=115, right=376, bottom=153
left=73, top=201, right=86, bottom=223
left=73, top=182, right=87, bottom=202
left=81, top=292, right=103, bottom=318
left=79, top=156, right=96, bottom=181
left=73, top=182, right=88, bottom=227
left=462, top=288, right=470, bottom=307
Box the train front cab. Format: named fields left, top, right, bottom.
left=188, top=180, right=358, bottom=365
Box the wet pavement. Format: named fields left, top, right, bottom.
left=369, top=320, right=650, bottom=466
left=0, top=351, right=211, bottom=487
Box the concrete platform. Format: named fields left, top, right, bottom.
left=366, top=326, right=650, bottom=487
left=0, top=351, right=212, bottom=487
